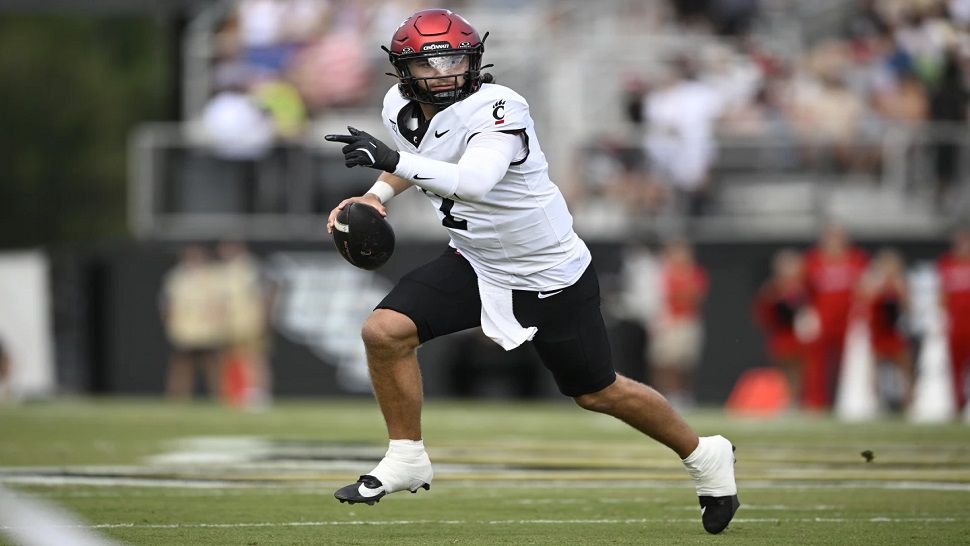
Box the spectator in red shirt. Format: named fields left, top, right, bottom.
left=649, top=238, right=709, bottom=409
left=857, top=248, right=913, bottom=411
left=803, top=224, right=868, bottom=409
left=938, top=227, right=970, bottom=412
left=754, top=248, right=813, bottom=406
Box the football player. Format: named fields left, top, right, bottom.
left=324, top=8, right=739, bottom=534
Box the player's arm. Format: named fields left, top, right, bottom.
left=325, top=126, right=521, bottom=202
left=394, top=132, right=519, bottom=201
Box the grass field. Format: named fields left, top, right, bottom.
left=1, top=398, right=969, bottom=545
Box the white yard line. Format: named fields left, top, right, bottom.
left=1, top=517, right=963, bottom=531
left=3, top=474, right=970, bottom=492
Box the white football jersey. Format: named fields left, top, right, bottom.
left=381, top=83, right=591, bottom=291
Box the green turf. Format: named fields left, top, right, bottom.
left=1, top=398, right=969, bottom=545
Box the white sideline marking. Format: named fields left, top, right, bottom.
left=0, top=485, right=120, bottom=546
left=1, top=517, right=963, bottom=531
left=3, top=474, right=970, bottom=493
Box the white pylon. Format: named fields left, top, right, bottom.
left=908, top=280, right=957, bottom=423
left=835, top=317, right=880, bottom=421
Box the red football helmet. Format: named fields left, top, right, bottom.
left=383, top=9, right=490, bottom=107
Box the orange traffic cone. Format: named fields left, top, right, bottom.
left=726, top=367, right=792, bottom=417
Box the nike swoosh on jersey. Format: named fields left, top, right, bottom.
left=414, top=175, right=433, bottom=180
left=537, top=290, right=563, bottom=299
left=435, top=129, right=450, bottom=138
left=357, top=483, right=384, bottom=498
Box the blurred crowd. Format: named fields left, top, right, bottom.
left=194, top=1, right=970, bottom=221
left=614, top=223, right=970, bottom=418
left=592, top=0, right=970, bottom=217
left=159, top=241, right=275, bottom=409
left=201, top=0, right=431, bottom=159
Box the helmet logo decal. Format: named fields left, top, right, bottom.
left=421, top=41, right=451, bottom=51
left=401, top=47, right=414, bottom=54
left=459, top=41, right=471, bottom=47
left=492, top=99, right=506, bottom=125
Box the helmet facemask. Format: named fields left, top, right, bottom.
left=384, top=41, right=487, bottom=108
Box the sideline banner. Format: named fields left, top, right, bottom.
left=0, top=251, right=55, bottom=399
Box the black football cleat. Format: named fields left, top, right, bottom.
left=690, top=440, right=740, bottom=534
left=334, top=474, right=430, bottom=506
left=699, top=494, right=741, bottom=534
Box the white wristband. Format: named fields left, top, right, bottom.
left=366, top=180, right=396, bottom=204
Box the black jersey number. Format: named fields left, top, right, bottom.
left=439, top=198, right=468, bottom=230
left=420, top=188, right=469, bottom=230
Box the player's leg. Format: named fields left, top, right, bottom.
left=334, top=308, right=431, bottom=504
left=201, top=348, right=224, bottom=400
left=516, top=265, right=739, bottom=534
left=576, top=374, right=697, bottom=455
left=334, top=248, right=482, bottom=505
left=164, top=349, right=194, bottom=400
left=361, top=309, right=424, bottom=440
left=954, top=333, right=970, bottom=412
left=572, top=375, right=739, bottom=533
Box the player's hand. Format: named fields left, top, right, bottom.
left=326, top=195, right=386, bottom=234
left=324, top=126, right=400, bottom=173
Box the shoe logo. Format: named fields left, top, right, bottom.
left=537, top=290, right=563, bottom=299
left=357, top=483, right=384, bottom=498
left=414, top=175, right=433, bottom=180
left=435, top=129, right=450, bottom=138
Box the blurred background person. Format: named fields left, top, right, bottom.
left=610, top=243, right=662, bottom=384
left=160, top=245, right=227, bottom=401
left=938, top=226, right=970, bottom=414
left=200, top=62, right=275, bottom=162
left=856, top=247, right=913, bottom=411
left=803, top=223, right=869, bottom=410
left=642, top=55, right=725, bottom=217
left=929, top=48, right=970, bottom=210
left=0, top=335, right=10, bottom=402
left=250, top=74, right=308, bottom=142
left=788, top=41, right=874, bottom=174
left=649, top=238, right=709, bottom=409
left=216, top=240, right=275, bottom=409
left=753, top=248, right=813, bottom=407
left=234, top=0, right=300, bottom=78
left=285, top=0, right=375, bottom=114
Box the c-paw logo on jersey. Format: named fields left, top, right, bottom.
left=492, top=100, right=506, bottom=125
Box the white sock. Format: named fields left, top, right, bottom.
left=682, top=435, right=737, bottom=496
left=386, top=439, right=426, bottom=459
left=368, top=439, right=433, bottom=493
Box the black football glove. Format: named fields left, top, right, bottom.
left=325, top=126, right=400, bottom=173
